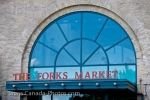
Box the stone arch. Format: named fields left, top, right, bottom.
left=21, top=4, right=143, bottom=82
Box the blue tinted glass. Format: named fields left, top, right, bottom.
left=82, top=40, right=98, bottom=63
left=65, top=40, right=80, bottom=63
left=29, top=12, right=136, bottom=83
left=109, top=65, right=136, bottom=83
left=56, top=49, right=78, bottom=66
left=97, top=19, right=127, bottom=49
left=53, top=95, right=72, bottom=100
left=30, top=68, right=54, bottom=80
left=31, top=43, right=57, bottom=66
left=84, top=48, right=107, bottom=65
left=30, top=68, right=39, bottom=80
left=39, top=23, right=66, bottom=51
left=57, top=13, right=81, bottom=41
left=107, top=39, right=135, bottom=64
left=82, top=12, right=107, bottom=40
left=42, top=95, right=52, bottom=100
left=82, top=66, right=107, bottom=79
left=118, top=39, right=136, bottom=63
left=56, top=67, right=80, bottom=79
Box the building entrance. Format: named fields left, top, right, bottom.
left=28, top=92, right=137, bottom=100
left=6, top=11, right=138, bottom=100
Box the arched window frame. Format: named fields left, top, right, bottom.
left=29, top=11, right=137, bottom=84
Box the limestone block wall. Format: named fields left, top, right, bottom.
left=0, top=0, right=150, bottom=100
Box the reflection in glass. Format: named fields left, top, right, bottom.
left=30, top=68, right=54, bottom=80
left=42, top=95, right=52, bottom=100
left=57, top=13, right=81, bottom=41
left=31, top=43, right=57, bottom=66
left=97, top=19, right=127, bottom=49
left=53, top=95, right=72, bottom=100
left=84, top=48, right=107, bottom=65
left=82, top=40, right=98, bottom=63
left=110, top=65, right=136, bottom=83
left=29, top=11, right=137, bottom=83
left=82, top=12, right=107, bottom=40
left=39, top=23, right=66, bottom=51
left=107, top=39, right=135, bottom=64
left=56, top=67, right=80, bottom=79
left=56, top=49, right=78, bottom=66
left=118, top=39, right=136, bottom=63
left=82, top=66, right=107, bottom=79
left=65, top=40, right=80, bottom=63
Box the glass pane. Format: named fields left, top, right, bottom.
left=42, top=95, right=52, bottom=100
left=30, top=68, right=54, bottom=80
left=57, top=13, right=81, bottom=41
left=56, top=67, right=80, bottom=80
left=82, top=66, right=107, bottom=79
left=82, top=12, right=107, bottom=40
left=39, top=23, right=66, bottom=51
left=97, top=19, right=127, bottom=49
left=118, top=39, right=136, bottom=63
left=65, top=40, right=80, bottom=63
left=29, top=11, right=137, bottom=84
left=72, top=94, right=94, bottom=100
left=84, top=48, right=107, bottom=65
left=56, top=49, right=78, bottom=66
left=53, top=95, right=72, bottom=100
left=82, top=40, right=98, bottom=63
left=107, top=39, right=136, bottom=64
left=109, top=65, right=136, bottom=83
left=30, top=43, right=57, bottom=66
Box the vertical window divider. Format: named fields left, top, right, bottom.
left=80, top=12, right=83, bottom=80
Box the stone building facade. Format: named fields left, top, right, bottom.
left=0, top=0, right=150, bottom=100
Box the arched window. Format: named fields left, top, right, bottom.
left=29, top=11, right=136, bottom=83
